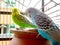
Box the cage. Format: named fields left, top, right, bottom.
left=0, top=0, right=60, bottom=45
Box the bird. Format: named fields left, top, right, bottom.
left=25, top=7, right=60, bottom=45
left=11, top=8, right=37, bottom=30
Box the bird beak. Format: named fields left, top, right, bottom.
left=20, top=11, right=27, bottom=15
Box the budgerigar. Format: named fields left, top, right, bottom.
left=11, top=8, right=37, bottom=29
left=25, top=7, right=60, bottom=45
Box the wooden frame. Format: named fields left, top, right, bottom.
left=0, top=11, right=11, bottom=14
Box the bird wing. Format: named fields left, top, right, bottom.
left=15, top=14, right=32, bottom=24
left=33, top=13, right=59, bottom=31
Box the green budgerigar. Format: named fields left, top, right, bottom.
left=11, top=8, right=37, bottom=29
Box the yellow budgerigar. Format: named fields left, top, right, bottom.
left=11, top=8, right=37, bottom=29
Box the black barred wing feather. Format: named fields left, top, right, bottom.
left=34, top=14, right=59, bottom=31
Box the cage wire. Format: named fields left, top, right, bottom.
left=0, top=0, right=60, bottom=45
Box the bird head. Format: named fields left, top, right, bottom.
left=25, top=7, right=40, bottom=18
left=11, top=8, right=20, bottom=16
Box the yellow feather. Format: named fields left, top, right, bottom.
left=11, top=8, right=20, bottom=16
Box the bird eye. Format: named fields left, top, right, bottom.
left=29, top=15, right=31, bottom=17
left=14, top=9, right=17, bottom=11
left=28, top=10, right=30, bottom=13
